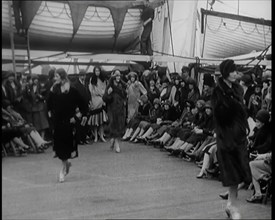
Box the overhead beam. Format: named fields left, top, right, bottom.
left=2, top=55, right=271, bottom=67
left=201, top=8, right=271, bottom=26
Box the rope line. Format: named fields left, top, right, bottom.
left=206, top=18, right=223, bottom=33
left=36, top=1, right=47, bottom=15
left=64, top=4, right=72, bottom=19
left=45, top=1, right=66, bottom=18
left=83, top=7, right=96, bottom=21
left=223, top=20, right=241, bottom=32
left=239, top=22, right=257, bottom=35
left=95, top=7, right=111, bottom=22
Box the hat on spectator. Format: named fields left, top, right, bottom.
left=128, top=71, right=138, bottom=80
left=31, top=74, right=39, bottom=80
left=204, top=100, right=212, bottom=109
left=162, top=77, right=170, bottom=84
left=240, top=74, right=253, bottom=86
left=153, top=98, right=161, bottom=105
left=111, top=70, right=121, bottom=78
left=256, top=109, right=270, bottom=124
left=196, top=99, right=206, bottom=108
left=174, top=74, right=182, bottom=81
left=2, top=70, right=15, bottom=80
left=187, top=77, right=196, bottom=86
left=142, top=69, right=151, bottom=77
left=219, top=59, right=236, bottom=79
left=139, top=94, right=148, bottom=103
left=79, top=69, right=86, bottom=75
left=163, top=99, right=171, bottom=106
left=56, top=68, right=68, bottom=80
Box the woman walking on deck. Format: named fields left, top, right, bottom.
left=211, top=59, right=252, bottom=219
left=103, top=69, right=127, bottom=153
left=47, top=68, right=88, bottom=183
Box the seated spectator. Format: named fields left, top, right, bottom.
left=132, top=99, right=178, bottom=142
left=196, top=140, right=217, bottom=178
left=248, top=109, right=271, bottom=155
left=179, top=101, right=215, bottom=160
left=164, top=100, right=205, bottom=153
left=201, top=73, right=215, bottom=102
left=146, top=77, right=160, bottom=105
left=126, top=98, right=163, bottom=141
left=3, top=101, right=51, bottom=152
left=186, top=77, right=200, bottom=105
left=2, top=112, right=29, bottom=154
left=186, top=135, right=216, bottom=163
left=247, top=80, right=262, bottom=119
left=178, top=78, right=189, bottom=112
left=150, top=100, right=194, bottom=147
left=122, top=95, right=151, bottom=140
left=239, top=73, right=255, bottom=108
left=246, top=152, right=272, bottom=203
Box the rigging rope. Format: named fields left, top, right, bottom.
left=45, top=1, right=66, bottom=18
left=166, top=0, right=176, bottom=72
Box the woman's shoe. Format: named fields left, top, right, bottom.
left=110, top=138, right=115, bottom=150
left=59, top=171, right=65, bottom=183
left=196, top=171, right=207, bottom=179
left=246, top=195, right=263, bottom=203
left=100, top=136, right=107, bottom=142
left=133, top=139, right=138, bottom=143
left=115, top=142, right=120, bottom=153
left=65, top=162, right=72, bottom=176
left=219, top=192, right=229, bottom=200
left=225, top=206, right=241, bottom=219
left=182, top=154, right=192, bottom=162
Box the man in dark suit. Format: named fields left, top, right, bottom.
left=72, top=70, right=91, bottom=144
left=140, top=0, right=155, bottom=55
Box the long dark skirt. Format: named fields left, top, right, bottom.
left=185, top=133, right=208, bottom=145
left=53, top=122, right=77, bottom=160
left=177, top=128, right=193, bottom=141
left=127, top=117, right=141, bottom=130
left=216, top=138, right=252, bottom=187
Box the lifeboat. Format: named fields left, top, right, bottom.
left=2, top=0, right=164, bottom=53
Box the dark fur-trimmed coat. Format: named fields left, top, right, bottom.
left=103, top=78, right=127, bottom=138
left=211, top=77, right=251, bottom=186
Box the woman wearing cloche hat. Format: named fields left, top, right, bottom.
left=211, top=59, right=251, bottom=219
left=126, top=71, right=147, bottom=123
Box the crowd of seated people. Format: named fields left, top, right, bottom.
left=2, top=70, right=52, bottom=156
left=120, top=66, right=272, bottom=204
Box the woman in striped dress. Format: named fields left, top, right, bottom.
left=88, top=66, right=108, bottom=142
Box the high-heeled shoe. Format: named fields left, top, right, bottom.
left=114, top=141, right=120, bottom=153
left=59, top=170, right=65, bottom=183
left=100, top=136, right=107, bottom=142
left=65, top=161, right=72, bottom=176
left=246, top=195, right=263, bottom=203
left=196, top=171, right=207, bottom=179
left=225, top=206, right=241, bottom=219
left=219, top=192, right=229, bottom=200
left=110, top=138, right=115, bottom=150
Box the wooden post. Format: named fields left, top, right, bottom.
left=7, top=0, right=17, bottom=76
left=26, top=30, right=32, bottom=74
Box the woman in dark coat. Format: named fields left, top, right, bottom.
left=21, top=74, right=49, bottom=139
left=103, top=69, right=127, bottom=153
left=211, top=59, right=252, bottom=219
left=47, top=68, right=88, bottom=183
